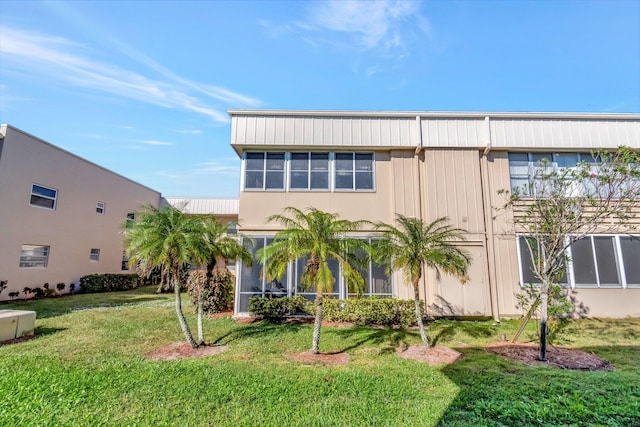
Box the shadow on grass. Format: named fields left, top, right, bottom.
left=213, top=321, right=306, bottom=345
left=213, top=320, right=419, bottom=355
left=332, top=326, right=417, bottom=354
left=430, top=321, right=497, bottom=346
left=437, top=345, right=640, bottom=426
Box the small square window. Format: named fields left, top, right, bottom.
left=96, top=202, right=105, bottom=215
left=90, top=248, right=100, bottom=262
left=126, top=212, right=135, bottom=221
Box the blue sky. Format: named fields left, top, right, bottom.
left=1, top=0, right=639, bottom=197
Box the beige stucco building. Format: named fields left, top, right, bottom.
left=229, top=110, right=640, bottom=319
left=0, top=125, right=161, bottom=299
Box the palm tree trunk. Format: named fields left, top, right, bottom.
left=311, top=293, right=323, bottom=354
left=539, top=284, right=549, bottom=361
left=197, top=298, right=204, bottom=345
left=174, top=277, right=198, bottom=348
left=413, top=279, right=430, bottom=347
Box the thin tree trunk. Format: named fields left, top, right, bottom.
left=311, top=292, right=323, bottom=354
left=414, top=279, right=429, bottom=347
left=197, top=298, right=204, bottom=345
left=539, top=284, right=549, bottom=361
left=174, top=278, right=198, bottom=348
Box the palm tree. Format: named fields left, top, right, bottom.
left=373, top=215, right=471, bottom=347
left=257, top=207, right=369, bottom=354
left=194, top=216, right=253, bottom=345
left=124, top=204, right=209, bottom=348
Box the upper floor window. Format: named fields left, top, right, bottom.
left=243, top=151, right=374, bottom=192
left=20, top=245, right=49, bottom=268
left=335, top=152, right=374, bottom=191
left=290, top=152, right=329, bottom=190
left=508, top=152, right=601, bottom=197
left=96, top=202, right=105, bottom=215
left=244, top=152, right=285, bottom=190
left=30, top=184, right=57, bottom=210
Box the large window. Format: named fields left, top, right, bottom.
left=335, top=152, right=374, bottom=190
left=236, top=236, right=393, bottom=313
left=508, top=152, right=600, bottom=197
left=290, top=152, right=330, bottom=190
left=243, top=151, right=374, bottom=192
left=517, top=235, right=640, bottom=289
left=244, top=152, right=285, bottom=190
left=20, top=245, right=50, bottom=268
left=30, top=184, right=57, bottom=210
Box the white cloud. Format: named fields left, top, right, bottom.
left=139, top=140, right=174, bottom=146
left=0, top=26, right=260, bottom=123
left=304, top=0, right=429, bottom=53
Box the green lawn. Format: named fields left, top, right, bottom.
left=1, top=287, right=638, bottom=426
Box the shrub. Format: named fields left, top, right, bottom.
left=249, top=295, right=313, bottom=322
left=8, top=291, right=19, bottom=299
left=79, top=274, right=142, bottom=293
left=186, top=269, right=235, bottom=314
left=323, top=297, right=419, bottom=328
left=56, top=282, right=66, bottom=292
left=0, top=280, right=7, bottom=295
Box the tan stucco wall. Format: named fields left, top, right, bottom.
left=0, top=125, right=161, bottom=299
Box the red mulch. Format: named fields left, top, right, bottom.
left=486, top=342, right=613, bottom=371
left=396, top=345, right=462, bottom=365
left=146, top=342, right=228, bottom=361
left=209, top=310, right=233, bottom=320
left=286, top=350, right=350, bottom=366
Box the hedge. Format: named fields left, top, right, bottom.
left=249, top=295, right=421, bottom=327
left=79, top=274, right=142, bottom=293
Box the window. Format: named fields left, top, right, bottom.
left=242, top=151, right=374, bottom=192
left=516, top=235, right=639, bottom=289
left=90, top=248, right=100, bottom=262
left=244, top=152, right=285, bottom=190
left=236, top=235, right=392, bottom=313
left=335, top=152, right=374, bottom=190
left=517, top=237, right=568, bottom=286
left=346, top=239, right=392, bottom=298
left=30, top=184, right=57, bottom=210
left=96, top=202, right=105, bottom=215
left=620, top=236, right=640, bottom=287
left=126, top=213, right=135, bottom=221
left=508, top=152, right=601, bottom=197
left=121, top=251, right=130, bottom=271
left=20, top=245, right=49, bottom=268
left=290, top=152, right=329, bottom=190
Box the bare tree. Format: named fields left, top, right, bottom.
left=500, top=147, right=640, bottom=361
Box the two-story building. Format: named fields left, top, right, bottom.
left=0, top=124, right=162, bottom=298
left=229, top=110, right=640, bottom=319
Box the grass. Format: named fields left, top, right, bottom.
left=1, top=286, right=639, bottom=426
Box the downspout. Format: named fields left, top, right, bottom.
left=415, top=116, right=429, bottom=315
left=479, top=116, right=501, bottom=321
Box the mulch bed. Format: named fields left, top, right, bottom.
left=146, top=342, right=228, bottom=361
left=486, top=342, right=613, bottom=371
left=285, top=350, right=350, bottom=366
left=397, top=345, right=463, bottom=365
